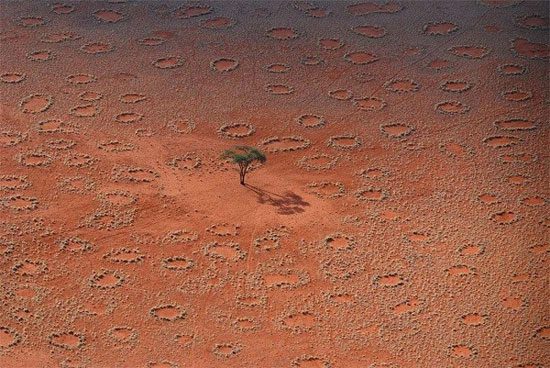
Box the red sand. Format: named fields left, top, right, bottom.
left=0, top=1, right=548, bottom=367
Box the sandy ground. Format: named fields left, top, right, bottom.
left=0, top=0, right=549, bottom=367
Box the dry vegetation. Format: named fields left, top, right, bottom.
left=0, top=0, right=548, bottom=367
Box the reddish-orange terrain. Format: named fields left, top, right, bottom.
left=0, top=1, right=549, bottom=367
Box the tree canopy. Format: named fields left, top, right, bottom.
left=221, top=146, right=266, bottom=185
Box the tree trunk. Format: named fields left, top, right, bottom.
left=239, top=164, right=246, bottom=185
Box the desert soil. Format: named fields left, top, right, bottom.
left=0, top=1, right=549, bottom=367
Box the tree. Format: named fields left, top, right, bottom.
left=221, top=146, right=266, bottom=185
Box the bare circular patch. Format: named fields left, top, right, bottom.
left=80, top=42, right=114, bottom=54
left=501, top=89, right=532, bottom=102
left=167, top=118, right=195, bottom=134
left=306, top=181, right=345, bottom=199
left=45, top=138, right=76, bottom=150
left=211, top=58, right=239, bottom=72
left=213, top=342, right=242, bottom=358
left=67, top=74, right=96, bottom=85
left=1, top=195, right=39, bottom=211
left=18, top=16, right=47, bottom=27
left=355, top=187, right=387, bottom=201
left=174, top=4, right=212, bottom=19
left=497, top=63, right=527, bottom=76
left=440, top=80, right=472, bottom=93
left=328, top=89, right=353, bottom=100
left=201, top=16, right=236, bottom=29
left=89, top=269, right=126, bottom=289
left=353, top=97, right=386, bottom=111
left=93, top=9, right=125, bottom=23
left=41, top=31, right=80, bottom=43
left=1, top=72, right=26, bottom=84
left=0, top=175, right=30, bottom=191
left=301, top=55, right=324, bottom=66
left=319, top=38, right=344, bottom=50
left=70, top=104, right=99, bottom=118
left=260, top=136, right=311, bottom=152
left=267, top=27, right=298, bottom=40
left=51, top=4, right=75, bottom=14
left=0, top=131, right=26, bottom=147
left=423, top=22, right=458, bottom=35
left=494, top=118, right=536, bottom=131
left=204, top=241, right=246, bottom=262
left=79, top=91, right=103, bottom=102
left=20, top=94, right=52, bottom=114
left=291, top=355, right=331, bottom=368
left=59, top=237, right=93, bottom=253
left=167, top=153, right=201, bottom=170
left=449, top=45, right=490, bottom=59
left=104, top=248, right=144, bottom=264
left=298, top=154, right=338, bottom=171
left=162, top=256, right=195, bottom=271
left=384, top=78, right=420, bottom=93
left=265, top=84, right=294, bottom=95
left=150, top=304, right=187, bottom=321
left=111, top=165, right=159, bottom=183
left=352, top=25, right=386, bottom=38
left=380, top=122, right=414, bottom=139
left=435, top=100, right=470, bottom=115
left=153, top=56, right=184, bottom=69
left=296, top=114, right=326, bottom=128
left=327, top=134, right=362, bottom=150
left=12, top=259, right=47, bottom=276
left=48, top=332, right=84, bottom=350
left=265, top=63, right=290, bottom=73
left=516, top=14, right=549, bottom=30
left=0, top=326, right=21, bottom=348
left=17, top=151, right=53, bottom=167
left=483, top=135, right=521, bottom=148
left=217, top=122, right=255, bottom=139
left=64, top=153, right=97, bottom=168
left=115, top=112, right=143, bottom=124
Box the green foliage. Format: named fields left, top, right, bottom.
left=222, top=146, right=266, bottom=163
left=221, top=146, right=266, bottom=185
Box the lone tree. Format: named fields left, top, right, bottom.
left=222, top=146, right=266, bottom=185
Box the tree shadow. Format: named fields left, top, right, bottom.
left=245, top=184, right=310, bottom=215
